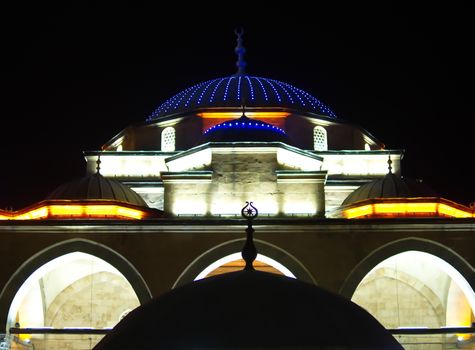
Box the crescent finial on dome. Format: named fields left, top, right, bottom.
left=241, top=201, right=258, bottom=271
left=234, top=27, right=247, bottom=76
left=387, top=153, right=393, bottom=174
left=96, top=153, right=102, bottom=174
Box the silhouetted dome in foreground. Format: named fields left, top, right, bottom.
left=94, top=270, right=402, bottom=349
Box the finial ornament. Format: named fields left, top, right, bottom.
left=96, top=154, right=102, bottom=174
left=234, top=27, right=247, bottom=76
left=387, top=153, right=393, bottom=174
left=241, top=104, right=246, bottom=117
left=241, top=201, right=258, bottom=270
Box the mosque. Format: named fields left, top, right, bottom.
left=1, top=31, right=475, bottom=349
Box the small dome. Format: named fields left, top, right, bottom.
left=147, top=75, right=336, bottom=120
left=47, top=173, right=148, bottom=207
left=203, top=114, right=288, bottom=142
left=94, top=271, right=402, bottom=349
left=342, top=173, right=437, bottom=206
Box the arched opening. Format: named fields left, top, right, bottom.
left=173, top=239, right=315, bottom=288
left=351, top=251, right=475, bottom=345
left=7, top=252, right=140, bottom=350
left=161, top=127, right=175, bottom=152
left=194, top=252, right=296, bottom=280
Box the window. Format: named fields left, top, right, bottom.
left=364, top=143, right=371, bottom=151
left=313, top=126, right=327, bottom=151
left=161, top=127, right=176, bottom=152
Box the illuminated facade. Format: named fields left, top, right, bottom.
left=1, top=34, right=475, bottom=350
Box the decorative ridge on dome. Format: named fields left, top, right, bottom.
left=147, top=75, right=337, bottom=120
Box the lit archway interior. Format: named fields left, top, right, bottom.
left=351, top=251, right=475, bottom=343
left=7, top=252, right=140, bottom=350
left=194, top=253, right=296, bottom=280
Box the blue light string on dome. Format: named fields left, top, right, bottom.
left=197, top=79, right=219, bottom=105
left=147, top=75, right=337, bottom=120
left=281, top=81, right=306, bottom=106
left=161, top=85, right=194, bottom=114
left=237, top=76, right=242, bottom=101
left=261, top=78, right=282, bottom=102
left=271, top=79, right=295, bottom=104
left=184, top=81, right=207, bottom=107
left=174, top=85, right=198, bottom=109
left=254, top=77, right=269, bottom=101
left=209, top=78, right=227, bottom=103
left=292, top=85, right=317, bottom=109
left=148, top=86, right=190, bottom=119
left=223, top=76, right=234, bottom=101
left=204, top=120, right=286, bottom=135
left=245, top=76, right=255, bottom=101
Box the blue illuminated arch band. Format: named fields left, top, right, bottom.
left=204, top=120, right=286, bottom=135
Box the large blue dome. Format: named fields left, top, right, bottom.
left=147, top=75, right=336, bottom=120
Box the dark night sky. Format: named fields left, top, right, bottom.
left=1, top=3, right=474, bottom=210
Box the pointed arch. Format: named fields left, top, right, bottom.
left=0, top=238, right=151, bottom=331
left=340, top=237, right=475, bottom=299
left=173, top=238, right=316, bottom=288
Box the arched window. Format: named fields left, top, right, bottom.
left=7, top=252, right=141, bottom=348
left=161, top=127, right=176, bottom=152
left=313, top=126, right=327, bottom=151
left=351, top=251, right=475, bottom=331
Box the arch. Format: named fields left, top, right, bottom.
left=313, top=126, right=327, bottom=151
left=351, top=266, right=446, bottom=328
left=0, top=238, right=152, bottom=331
left=193, top=252, right=296, bottom=280
left=161, top=127, right=175, bottom=152
left=173, top=239, right=316, bottom=288
left=340, top=237, right=475, bottom=299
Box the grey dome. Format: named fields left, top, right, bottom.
left=47, top=173, right=148, bottom=207
left=95, top=270, right=402, bottom=349
left=342, top=173, right=437, bottom=206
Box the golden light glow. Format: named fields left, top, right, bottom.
left=50, top=205, right=83, bottom=216
left=116, top=206, right=143, bottom=219
left=344, top=204, right=374, bottom=219
left=374, top=202, right=438, bottom=214
left=198, top=112, right=290, bottom=119
left=343, top=199, right=474, bottom=219
left=438, top=204, right=472, bottom=218
left=4, top=201, right=152, bottom=220
left=14, top=207, right=49, bottom=220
